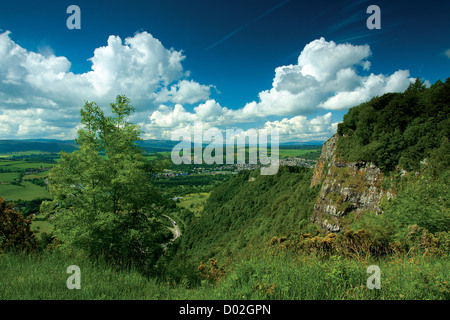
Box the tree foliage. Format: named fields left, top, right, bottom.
left=337, top=78, right=450, bottom=171
left=46, top=95, right=170, bottom=270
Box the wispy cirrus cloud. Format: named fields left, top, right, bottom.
left=444, top=48, right=450, bottom=59
left=206, top=0, right=291, bottom=50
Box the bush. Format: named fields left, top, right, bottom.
left=54, top=209, right=170, bottom=274
left=0, top=196, right=38, bottom=253
left=198, top=258, right=226, bottom=284
left=265, top=225, right=450, bottom=260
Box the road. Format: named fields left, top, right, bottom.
left=162, top=214, right=180, bottom=248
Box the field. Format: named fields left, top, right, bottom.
left=22, top=171, right=49, bottom=180
left=0, top=181, right=51, bottom=201
left=278, top=148, right=321, bottom=159
left=0, top=151, right=49, bottom=158
left=176, top=192, right=210, bottom=216
left=0, top=172, right=20, bottom=182
left=0, top=161, right=54, bottom=171
left=162, top=146, right=322, bottom=163
left=30, top=220, right=54, bottom=234
left=0, top=158, right=53, bottom=202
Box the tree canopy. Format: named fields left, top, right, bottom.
left=337, top=78, right=450, bottom=172
left=46, top=95, right=170, bottom=270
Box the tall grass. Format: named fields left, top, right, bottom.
left=1, top=249, right=448, bottom=300
left=0, top=251, right=167, bottom=300
left=213, top=251, right=450, bottom=300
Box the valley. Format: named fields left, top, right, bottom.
left=1, top=80, right=449, bottom=301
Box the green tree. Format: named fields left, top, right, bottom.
left=47, top=95, right=169, bottom=271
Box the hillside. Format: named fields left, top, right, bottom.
left=172, top=167, right=320, bottom=261
left=336, top=78, right=449, bottom=171
left=163, top=78, right=449, bottom=279
left=311, top=78, right=449, bottom=233
left=2, top=80, right=449, bottom=301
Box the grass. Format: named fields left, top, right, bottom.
left=0, top=158, right=53, bottom=200
left=1, top=249, right=448, bottom=300
left=0, top=151, right=52, bottom=157
left=278, top=148, right=321, bottom=159
left=3, top=162, right=54, bottom=170
left=0, top=172, right=20, bottom=182
left=0, top=181, right=50, bottom=201
left=0, top=251, right=168, bottom=300
left=176, top=192, right=210, bottom=216
left=31, top=220, right=54, bottom=235
left=22, top=171, right=49, bottom=180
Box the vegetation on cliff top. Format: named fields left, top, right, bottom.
left=336, top=78, right=450, bottom=172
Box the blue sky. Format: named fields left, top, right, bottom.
left=0, top=0, right=449, bottom=142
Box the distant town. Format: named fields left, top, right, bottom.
left=156, top=157, right=317, bottom=177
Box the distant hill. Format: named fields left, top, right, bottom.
left=0, top=140, right=77, bottom=154
left=0, top=139, right=323, bottom=154
left=279, top=141, right=325, bottom=146
left=0, top=139, right=180, bottom=154
left=137, top=140, right=180, bottom=152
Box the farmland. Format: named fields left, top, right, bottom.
left=0, top=156, right=54, bottom=202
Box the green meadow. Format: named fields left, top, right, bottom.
left=0, top=172, right=20, bottom=182
left=176, top=192, right=210, bottom=216
left=0, top=159, right=53, bottom=201
left=0, top=181, right=50, bottom=201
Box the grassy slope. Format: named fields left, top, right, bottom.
left=176, top=192, right=210, bottom=217
left=0, top=181, right=50, bottom=201
left=1, top=250, right=448, bottom=300
left=160, top=166, right=320, bottom=279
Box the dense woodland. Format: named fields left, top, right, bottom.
left=337, top=78, right=450, bottom=172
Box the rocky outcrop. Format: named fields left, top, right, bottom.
left=310, top=133, right=339, bottom=188
left=310, top=134, right=394, bottom=232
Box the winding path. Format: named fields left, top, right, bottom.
left=162, top=214, right=180, bottom=249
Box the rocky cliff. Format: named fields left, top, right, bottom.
left=310, top=134, right=394, bottom=232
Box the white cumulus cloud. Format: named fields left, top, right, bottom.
left=263, top=112, right=338, bottom=142
left=0, top=30, right=212, bottom=138
left=236, top=37, right=414, bottom=119
left=0, top=32, right=418, bottom=142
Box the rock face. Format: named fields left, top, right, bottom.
left=310, top=134, right=339, bottom=188
left=310, top=134, right=394, bottom=232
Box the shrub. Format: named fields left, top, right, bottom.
left=0, top=196, right=38, bottom=253
left=198, top=258, right=226, bottom=284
